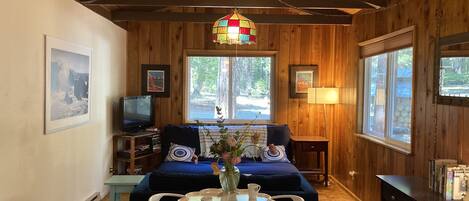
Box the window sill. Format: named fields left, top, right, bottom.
left=355, top=134, right=412, bottom=155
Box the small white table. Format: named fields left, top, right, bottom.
left=180, top=189, right=271, bottom=201
left=104, top=175, right=145, bottom=201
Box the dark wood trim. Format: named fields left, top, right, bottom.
left=78, top=4, right=128, bottom=30
left=435, top=32, right=469, bottom=107
left=111, top=11, right=352, bottom=25
left=356, top=0, right=387, bottom=8
left=437, top=96, right=469, bottom=107
left=79, top=0, right=374, bottom=9
left=439, top=32, right=469, bottom=46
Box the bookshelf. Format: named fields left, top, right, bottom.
left=113, top=131, right=161, bottom=175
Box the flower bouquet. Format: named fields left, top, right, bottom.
left=197, top=106, right=261, bottom=193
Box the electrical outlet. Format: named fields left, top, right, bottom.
left=349, top=170, right=358, bottom=180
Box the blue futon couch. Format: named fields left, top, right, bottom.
left=130, top=125, right=318, bottom=201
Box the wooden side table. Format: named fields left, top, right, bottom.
left=290, top=135, right=329, bottom=186
left=105, top=175, right=145, bottom=201
left=113, top=131, right=161, bottom=175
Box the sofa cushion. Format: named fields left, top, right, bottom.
left=150, top=161, right=302, bottom=191
left=266, top=125, right=290, bottom=147
left=150, top=171, right=220, bottom=191
left=161, top=124, right=292, bottom=159
left=149, top=171, right=301, bottom=192
left=157, top=160, right=300, bottom=175
left=161, top=125, right=200, bottom=159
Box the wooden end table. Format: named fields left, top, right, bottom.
left=290, top=135, right=329, bottom=186
left=105, top=175, right=145, bottom=201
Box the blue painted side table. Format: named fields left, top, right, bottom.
left=105, top=175, right=145, bottom=201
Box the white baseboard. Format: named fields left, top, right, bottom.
left=85, top=192, right=101, bottom=201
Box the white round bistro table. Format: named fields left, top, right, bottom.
left=179, top=188, right=272, bottom=201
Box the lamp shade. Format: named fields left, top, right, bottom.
left=307, top=88, right=339, bottom=104
left=212, top=10, right=256, bottom=45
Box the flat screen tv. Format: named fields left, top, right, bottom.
left=120, top=95, right=154, bottom=132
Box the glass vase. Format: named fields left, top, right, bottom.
left=219, top=165, right=240, bottom=193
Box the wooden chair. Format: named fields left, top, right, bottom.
left=148, top=193, right=184, bottom=201
left=271, top=195, right=305, bottom=201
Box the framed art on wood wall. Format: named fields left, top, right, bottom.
left=141, top=64, right=170, bottom=97
left=289, top=65, right=319, bottom=98
left=45, top=35, right=92, bottom=134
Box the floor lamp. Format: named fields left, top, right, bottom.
left=307, top=88, right=339, bottom=136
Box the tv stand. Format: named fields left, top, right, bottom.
left=113, top=131, right=161, bottom=175
left=124, top=130, right=152, bottom=136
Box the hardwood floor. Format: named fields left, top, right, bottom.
left=101, top=178, right=357, bottom=201
left=311, top=181, right=357, bottom=201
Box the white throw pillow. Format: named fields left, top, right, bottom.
left=165, top=143, right=196, bottom=162
left=260, top=145, right=290, bottom=163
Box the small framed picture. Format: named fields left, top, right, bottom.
left=289, top=65, right=319, bottom=98
left=141, top=64, right=170, bottom=97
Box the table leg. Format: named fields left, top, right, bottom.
left=317, top=152, right=321, bottom=181
left=316, top=152, right=320, bottom=169
left=109, top=186, right=118, bottom=201
left=324, top=148, right=329, bottom=187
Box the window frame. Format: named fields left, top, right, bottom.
left=357, top=26, right=416, bottom=154
left=183, top=49, right=277, bottom=124
left=435, top=32, right=469, bottom=106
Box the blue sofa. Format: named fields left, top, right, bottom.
left=130, top=125, right=318, bottom=201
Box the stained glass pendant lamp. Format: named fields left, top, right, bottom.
left=212, top=10, right=256, bottom=45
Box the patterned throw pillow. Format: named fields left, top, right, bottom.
left=165, top=143, right=196, bottom=162
left=260, top=145, right=290, bottom=163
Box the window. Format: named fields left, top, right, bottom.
left=436, top=33, right=469, bottom=106
left=185, top=54, right=273, bottom=122
left=359, top=27, right=414, bottom=152
left=363, top=47, right=413, bottom=148
left=439, top=57, right=469, bottom=97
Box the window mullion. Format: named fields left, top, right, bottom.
left=385, top=52, right=395, bottom=142
left=384, top=53, right=390, bottom=141
left=363, top=59, right=370, bottom=134
left=228, top=57, right=234, bottom=120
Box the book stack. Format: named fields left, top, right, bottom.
left=429, top=159, right=468, bottom=200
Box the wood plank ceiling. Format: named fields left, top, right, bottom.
left=76, top=0, right=386, bottom=29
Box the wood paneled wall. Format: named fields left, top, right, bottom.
left=126, top=19, right=343, bottom=131
left=126, top=9, right=348, bottom=170
left=332, top=0, right=469, bottom=200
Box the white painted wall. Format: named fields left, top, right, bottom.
left=0, top=0, right=127, bottom=200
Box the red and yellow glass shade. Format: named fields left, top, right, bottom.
left=212, top=10, right=256, bottom=45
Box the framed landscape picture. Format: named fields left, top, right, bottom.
left=289, top=65, right=319, bottom=98
left=141, top=64, right=170, bottom=97
left=45, top=36, right=92, bottom=134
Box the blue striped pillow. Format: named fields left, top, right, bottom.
left=165, top=143, right=195, bottom=162
left=260, top=145, right=290, bottom=163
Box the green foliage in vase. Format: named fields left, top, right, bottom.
left=196, top=106, right=261, bottom=174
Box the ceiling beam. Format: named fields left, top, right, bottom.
left=80, top=0, right=374, bottom=9
left=111, top=11, right=352, bottom=25
left=354, top=0, right=387, bottom=8
left=81, top=4, right=128, bottom=30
